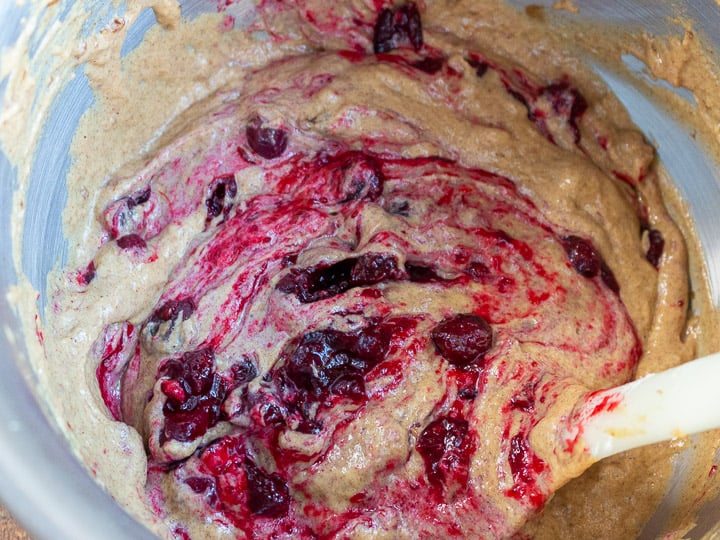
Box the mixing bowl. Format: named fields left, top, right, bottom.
left=1, top=1, right=719, bottom=538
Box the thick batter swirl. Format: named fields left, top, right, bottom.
left=67, top=2, right=685, bottom=538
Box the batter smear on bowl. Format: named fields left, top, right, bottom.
left=37, top=0, right=703, bottom=538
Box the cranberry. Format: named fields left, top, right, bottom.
left=246, top=115, right=289, bottom=159
left=270, top=318, right=413, bottom=432
left=646, top=228, right=664, bottom=268
left=158, top=348, right=228, bottom=443
left=243, top=457, right=290, bottom=517
left=260, top=402, right=286, bottom=427
left=503, top=74, right=587, bottom=145
left=329, top=373, right=366, bottom=399
left=373, top=2, right=423, bottom=54
left=509, top=383, right=536, bottom=412
left=281, top=327, right=386, bottom=396
left=116, top=234, right=147, bottom=250
left=276, top=253, right=405, bottom=303
left=416, top=416, right=473, bottom=491
left=431, top=314, right=493, bottom=368
left=561, top=235, right=620, bottom=293
left=206, top=174, right=237, bottom=223
left=560, top=235, right=600, bottom=278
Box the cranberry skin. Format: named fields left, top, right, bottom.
left=276, top=253, right=405, bottom=303
left=243, top=458, right=290, bottom=517
left=467, top=57, right=489, bottom=77
left=246, top=115, right=289, bottom=159
left=646, top=228, right=664, bottom=268
left=373, top=2, right=423, bottom=54
left=231, top=356, right=258, bottom=385
left=561, top=235, right=601, bottom=278
left=600, top=261, right=620, bottom=294
left=431, top=314, right=493, bottom=368
left=541, top=81, right=588, bottom=143
left=151, top=297, right=196, bottom=324
left=206, top=174, right=237, bottom=222
left=81, top=261, right=96, bottom=285
left=116, top=234, right=147, bottom=250
left=128, top=186, right=151, bottom=207
left=416, top=416, right=473, bottom=490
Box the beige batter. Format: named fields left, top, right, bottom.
left=2, top=1, right=720, bottom=539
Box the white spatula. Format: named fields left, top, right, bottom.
left=561, top=351, right=720, bottom=462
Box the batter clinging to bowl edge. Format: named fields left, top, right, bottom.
left=4, top=0, right=720, bottom=539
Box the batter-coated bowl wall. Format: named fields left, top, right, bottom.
left=0, top=1, right=719, bottom=538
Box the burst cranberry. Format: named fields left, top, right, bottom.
left=276, top=253, right=405, bottom=303
left=206, top=174, right=238, bottom=223
left=246, top=115, right=289, bottom=159
left=103, top=187, right=154, bottom=240
left=373, top=2, right=423, bottom=54
left=270, top=318, right=414, bottom=432
left=541, top=81, right=587, bottom=143
left=151, top=297, right=196, bottom=324
left=464, top=261, right=490, bottom=280
left=94, top=322, right=138, bottom=421
left=334, top=152, right=384, bottom=202
left=431, top=314, right=493, bottom=368
left=416, top=416, right=473, bottom=491
left=159, top=348, right=229, bottom=443
left=231, top=356, right=257, bottom=385
left=243, top=458, right=290, bottom=517
left=506, top=433, right=547, bottom=508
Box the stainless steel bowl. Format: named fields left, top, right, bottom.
left=1, top=1, right=718, bottom=538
